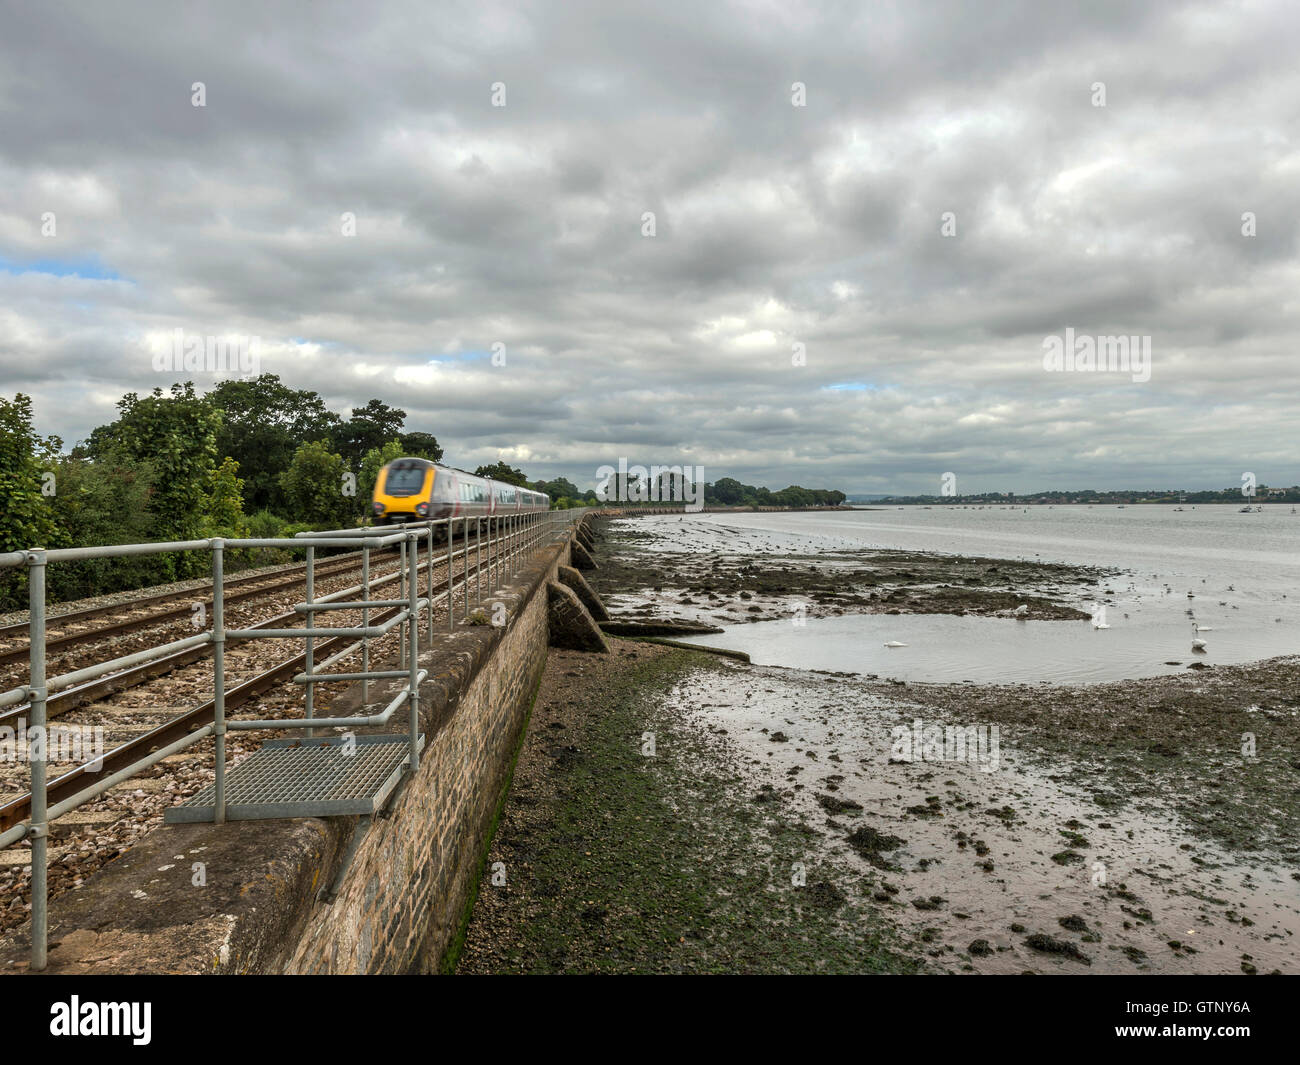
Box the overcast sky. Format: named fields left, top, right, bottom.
left=1, top=0, right=1298, bottom=496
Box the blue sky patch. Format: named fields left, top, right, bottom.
left=0, top=253, right=122, bottom=281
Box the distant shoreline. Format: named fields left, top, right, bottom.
left=850, top=501, right=1292, bottom=508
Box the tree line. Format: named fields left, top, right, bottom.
left=0, top=376, right=844, bottom=606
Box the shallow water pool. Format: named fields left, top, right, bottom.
left=675, top=610, right=1298, bottom=684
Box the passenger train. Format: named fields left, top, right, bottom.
left=371, top=457, right=550, bottom=524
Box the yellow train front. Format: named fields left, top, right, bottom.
left=371, top=458, right=550, bottom=524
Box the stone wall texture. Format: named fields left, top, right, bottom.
left=282, top=539, right=569, bottom=973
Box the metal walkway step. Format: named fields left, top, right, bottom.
left=164, top=733, right=423, bottom=823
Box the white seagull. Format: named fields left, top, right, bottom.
left=883, top=641, right=908, bottom=648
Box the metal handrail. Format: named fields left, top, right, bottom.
left=0, top=505, right=592, bottom=969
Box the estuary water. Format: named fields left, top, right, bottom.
left=651, top=504, right=1300, bottom=683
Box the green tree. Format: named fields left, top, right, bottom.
left=207, top=374, right=342, bottom=512
left=770, top=485, right=814, bottom=507
left=202, top=456, right=249, bottom=536
left=86, top=383, right=221, bottom=557
left=398, top=431, right=442, bottom=462
left=44, top=454, right=159, bottom=602
left=334, top=399, right=406, bottom=466
left=0, top=395, right=60, bottom=605
left=709, top=477, right=746, bottom=505
left=540, top=476, right=579, bottom=502
left=279, top=440, right=356, bottom=528
left=474, top=461, right=529, bottom=487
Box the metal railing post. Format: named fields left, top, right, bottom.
left=27, top=550, right=48, bottom=971
left=361, top=544, right=371, bottom=706
left=407, top=531, right=420, bottom=771
left=212, top=539, right=227, bottom=824
left=304, top=545, right=315, bottom=739
left=425, top=525, right=433, bottom=650
left=476, top=518, right=482, bottom=605
left=462, top=517, right=470, bottom=615
left=447, top=518, right=455, bottom=632
left=399, top=538, right=408, bottom=670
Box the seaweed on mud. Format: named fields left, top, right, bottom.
left=817, top=793, right=864, bottom=815
left=846, top=825, right=906, bottom=869
left=1024, top=934, right=1091, bottom=964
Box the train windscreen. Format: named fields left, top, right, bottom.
left=385, top=467, right=425, bottom=496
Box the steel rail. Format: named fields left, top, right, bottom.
left=0, top=532, right=483, bottom=726
left=0, top=521, right=534, bottom=833
left=0, top=549, right=396, bottom=666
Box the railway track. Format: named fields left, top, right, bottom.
left=0, top=524, right=510, bottom=834
left=0, top=547, right=396, bottom=670
left=0, top=551, right=415, bottom=739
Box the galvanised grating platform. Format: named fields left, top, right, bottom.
left=164, top=733, right=424, bottom=823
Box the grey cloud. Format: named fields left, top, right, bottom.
left=1, top=0, right=1298, bottom=496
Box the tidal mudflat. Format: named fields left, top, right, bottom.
left=461, top=512, right=1298, bottom=974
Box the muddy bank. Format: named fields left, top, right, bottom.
left=456, top=636, right=1298, bottom=974
left=544, top=512, right=1300, bottom=974
left=685, top=660, right=1297, bottom=974
left=587, top=515, right=1107, bottom=626
left=455, top=641, right=924, bottom=974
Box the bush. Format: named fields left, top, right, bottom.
left=279, top=440, right=359, bottom=528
